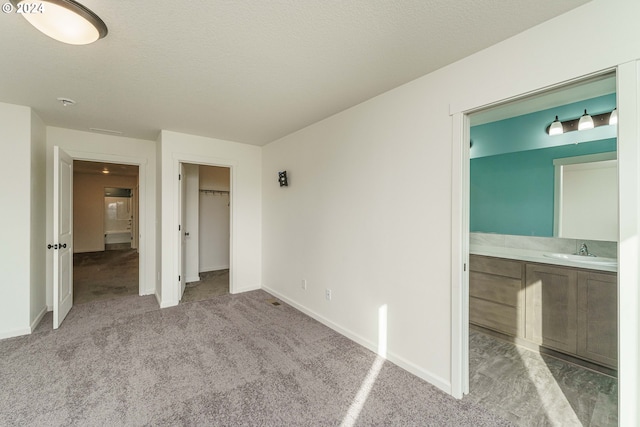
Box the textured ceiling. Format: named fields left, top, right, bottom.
left=0, top=0, right=590, bottom=145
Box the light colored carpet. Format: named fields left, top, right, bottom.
left=1, top=291, right=512, bottom=426
left=73, top=249, right=139, bottom=305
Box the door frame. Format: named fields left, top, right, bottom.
left=63, top=150, right=148, bottom=298
left=450, top=63, right=640, bottom=423
left=173, top=154, right=236, bottom=304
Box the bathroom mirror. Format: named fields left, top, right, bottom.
left=469, top=76, right=618, bottom=242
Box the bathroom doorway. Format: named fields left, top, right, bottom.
left=73, top=161, right=140, bottom=305
left=461, top=72, right=620, bottom=425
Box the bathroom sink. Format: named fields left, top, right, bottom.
left=544, top=253, right=618, bottom=266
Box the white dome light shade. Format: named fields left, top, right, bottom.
left=609, top=108, right=618, bottom=125
left=578, top=109, right=594, bottom=131
left=549, top=116, right=563, bottom=135
left=13, top=0, right=107, bottom=45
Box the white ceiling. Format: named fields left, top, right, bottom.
left=0, top=0, right=590, bottom=145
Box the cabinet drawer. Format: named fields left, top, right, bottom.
left=470, top=297, right=519, bottom=336
left=470, top=255, right=523, bottom=279
left=469, top=271, right=521, bottom=307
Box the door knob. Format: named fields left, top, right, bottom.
left=185, top=232, right=190, bottom=236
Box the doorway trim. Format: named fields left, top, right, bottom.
left=172, top=153, right=237, bottom=304
left=65, top=150, right=149, bottom=297
left=450, top=64, right=640, bottom=423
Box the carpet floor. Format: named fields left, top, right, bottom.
left=73, top=249, right=139, bottom=305
left=0, top=291, right=511, bottom=426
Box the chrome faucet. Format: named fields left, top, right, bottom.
left=577, top=243, right=595, bottom=257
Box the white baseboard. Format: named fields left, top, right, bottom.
left=186, top=275, right=201, bottom=283
left=231, top=284, right=261, bottom=294
left=30, top=306, right=48, bottom=332
left=47, top=305, right=53, bottom=312
left=157, top=292, right=179, bottom=308
left=200, top=264, right=229, bottom=272
left=262, top=285, right=452, bottom=395
left=0, top=327, right=31, bottom=340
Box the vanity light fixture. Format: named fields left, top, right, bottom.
left=546, top=109, right=617, bottom=135
left=578, top=109, right=594, bottom=130
left=548, top=116, right=564, bottom=135
left=11, top=0, right=108, bottom=45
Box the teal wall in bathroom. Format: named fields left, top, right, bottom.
left=470, top=139, right=616, bottom=236
left=471, top=93, right=617, bottom=159
left=470, top=92, right=617, bottom=237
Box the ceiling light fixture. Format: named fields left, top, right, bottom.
left=578, top=109, right=594, bottom=130
left=546, top=109, right=616, bottom=135
left=11, top=0, right=107, bottom=45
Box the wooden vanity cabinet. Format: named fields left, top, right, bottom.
left=471, top=255, right=618, bottom=369
left=576, top=271, right=617, bottom=367
left=469, top=255, right=525, bottom=337
left=525, top=264, right=578, bottom=354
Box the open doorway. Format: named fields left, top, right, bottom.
left=461, top=73, right=619, bottom=424
left=180, top=163, right=231, bottom=303
left=72, top=161, right=140, bottom=305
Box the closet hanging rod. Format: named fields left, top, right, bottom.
left=199, top=189, right=230, bottom=195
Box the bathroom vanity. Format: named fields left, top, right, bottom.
left=469, top=252, right=617, bottom=369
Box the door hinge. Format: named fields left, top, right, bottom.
left=464, top=263, right=467, bottom=272
left=178, top=174, right=181, bottom=180
left=178, top=224, right=181, bottom=231
left=178, top=275, right=181, bottom=282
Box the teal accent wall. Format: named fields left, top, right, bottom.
left=471, top=93, right=617, bottom=159
left=470, top=139, right=616, bottom=236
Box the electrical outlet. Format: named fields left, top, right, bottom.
left=301, top=279, right=307, bottom=290
left=325, top=289, right=332, bottom=301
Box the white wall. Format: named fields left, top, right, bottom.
left=0, top=102, right=46, bottom=339
left=155, top=132, right=163, bottom=302
left=74, top=173, right=138, bottom=253
left=184, top=163, right=200, bottom=282
left=29, top=110, right=46, bottom=331
left=46, top=127, right=157, bottom=304
left=261, top=1, right=640, bottom=420
left=199, top=165, right=230, bottom=272
left=159, top=130, right=261, bottom=307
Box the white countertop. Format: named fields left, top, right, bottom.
left=470, top=245, right=617, bottom=273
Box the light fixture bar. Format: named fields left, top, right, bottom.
left=546, top=110, right=616, bottom=135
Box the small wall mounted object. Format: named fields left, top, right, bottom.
left=278, top=171, right=288, bottom=187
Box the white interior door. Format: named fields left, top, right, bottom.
left=179, top=163, right=187, bottom=300
left=53, top=146, right=73, bottom=329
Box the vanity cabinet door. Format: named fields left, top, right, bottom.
left=577, top=271, right=617, bottom=368
left=469, top=255, right=524, bottom=337
left=525, top=264, right=578, bottom=354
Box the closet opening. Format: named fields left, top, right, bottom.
left=180, top=164, right=231, bottom=303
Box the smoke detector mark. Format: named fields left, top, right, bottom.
left=57, top=97, right=76, bottom=107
